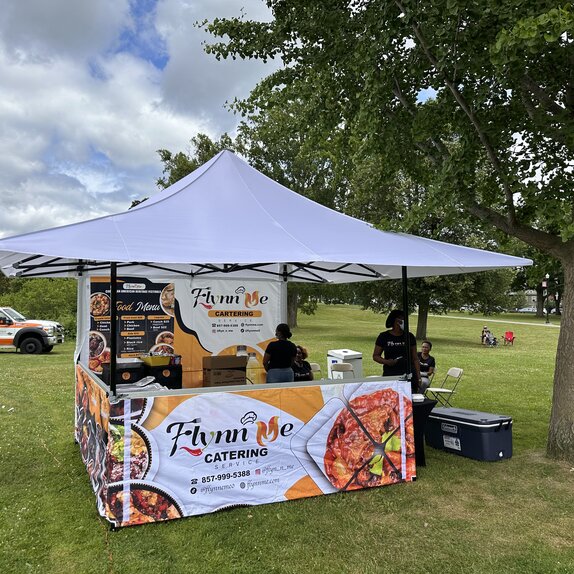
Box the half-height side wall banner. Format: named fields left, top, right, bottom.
left=75, top=366, right=415, bottom=527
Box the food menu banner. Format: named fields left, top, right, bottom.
left=101, top=379, right=415, bottom=527
left=174, top=278, right=282, bottom=385
left=89, top=277, right=175, bottom=370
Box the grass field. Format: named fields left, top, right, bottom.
left=1, top=304, right=573, bottom=574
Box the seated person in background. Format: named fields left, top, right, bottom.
left=485, top=330, right=498, bottom=346
left=293, top=345, right=314, bottom=382
left=481, top=325, right=489, bottom=345
left=417, top=340, right=436, bottom=392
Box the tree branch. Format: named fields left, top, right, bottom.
left=521, top=74, right=569, bottom=118
left=394, top=0, right=517, bottom=223
left=465, top=200, right=565, bottom=257
left=520, top=82, right=574, bottom=149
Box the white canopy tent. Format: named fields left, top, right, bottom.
left=0, top=150, right=531, bottom=281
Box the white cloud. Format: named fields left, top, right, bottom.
left=157, top=0, right=275, bottom=132
left=0, top=0, right=273, bottom=238
left=0, top=0, right=131, bottom=60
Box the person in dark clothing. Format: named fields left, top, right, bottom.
left=293, top=345, right=314, bottom=382
left=372, top=309, right=421, bottom=392
left=417, top=340, right=436, bottom=392
left=264, top=323, right=297, bottom=383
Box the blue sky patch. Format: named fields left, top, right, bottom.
left=116, top=0, right=168, bottom=69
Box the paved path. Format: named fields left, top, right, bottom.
left=423, top=314, right=560, bottom=329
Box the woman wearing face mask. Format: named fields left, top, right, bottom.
left=372, top=309, right=420, bottom=391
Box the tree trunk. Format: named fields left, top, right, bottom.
left=287, top=287, right=298, bottom=327
left=536, top=285, right=545, bottom=318
left=547, top=256, right=574, bottom=462
left=416, top=298, right=429, bottom=340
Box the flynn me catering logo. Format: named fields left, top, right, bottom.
left=166, top=411, right=293, bottom=464
left=190, top=285, right=268, bottom=317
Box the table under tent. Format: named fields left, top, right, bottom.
left=0, top=150, right=531, bottom=527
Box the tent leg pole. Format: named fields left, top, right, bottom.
left=110, top=262, right=117, bottom=397
left=401, top=266, right=412, bottom=390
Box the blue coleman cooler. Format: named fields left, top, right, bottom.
left=425, top=407, right=512, bottom=461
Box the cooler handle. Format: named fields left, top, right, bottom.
left=495, top=420, right=512, bottom=431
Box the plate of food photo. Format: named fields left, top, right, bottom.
left=90, top=292, right=110, bottom=317
left=160, top=283, right=175, bottom=317
left=106, top=481, right=183, bottom=526
left=106, top=423, right=155, bottom=482
left=304, top=387, right=413, bottom=491
left=89, top=331, right=107, bottom=359
left=155, top=331, right=174, bottom=345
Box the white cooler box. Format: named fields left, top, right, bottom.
left=327, top=349, right=363, bottom=379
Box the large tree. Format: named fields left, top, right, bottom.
left=234, top=84, right=522, bottom=335
left=204, top=2, right=574, bottom=460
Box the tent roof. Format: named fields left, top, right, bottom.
left=0, top=150, right=531, bottom=282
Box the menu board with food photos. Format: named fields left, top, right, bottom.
left=89, top=277, right=175, bottom=370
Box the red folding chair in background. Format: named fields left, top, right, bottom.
left=503, top=331, right=515, bottom=345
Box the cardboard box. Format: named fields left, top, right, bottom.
left=203, top=355, right=247, bottom=387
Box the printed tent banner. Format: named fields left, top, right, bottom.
left=0, top=150, right=531, bottom=283
left=76, top=365, right=415, bottom=527
left=84, top=276, right=281, bottom=386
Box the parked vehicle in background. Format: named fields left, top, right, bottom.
left=515, top=307, right=537, bottom=313
left=0, top=307, right=64, bottom=353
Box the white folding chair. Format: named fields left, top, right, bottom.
left=425, top=367, right=463, bottom=407
left=419, top=370, right=435, bottom=393
left=330, top=362, right=355, bottom=379
left=309, top=362, right=322, bottom=379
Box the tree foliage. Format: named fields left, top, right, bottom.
left=203, top=1, right=574, bottom=460
left=156, top=133, right=236, bottom=190
left=0, top=279, right=77, bottom=334
left=235, top=88, right=523, bottom=337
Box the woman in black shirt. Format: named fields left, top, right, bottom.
left=264, top=323, right=297, bottom=383
left=293, top=345, right=314, bottom=382
left=418, top=340, right=436, bottom=392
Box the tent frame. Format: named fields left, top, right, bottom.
left=10, top=257, right=387, bottom=283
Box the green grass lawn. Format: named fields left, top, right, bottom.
left=1, top=304, right=573, bottom=574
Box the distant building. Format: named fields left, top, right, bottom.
left=525, top=289, right=537, bottom=305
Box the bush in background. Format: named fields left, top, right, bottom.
left=0, top=278, right=77, bottom=337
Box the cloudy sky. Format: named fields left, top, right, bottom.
left=0, top=0, right=273, bottom=238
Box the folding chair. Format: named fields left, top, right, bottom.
left=419, top=370, right=435, bottom=393
left=503, top=331, right=515, bottom=345
left=330, top=362, right=355, bottom=380
left=424, top=367, right=463, bottom=407
left=309, top=362, right=322, bottom=379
